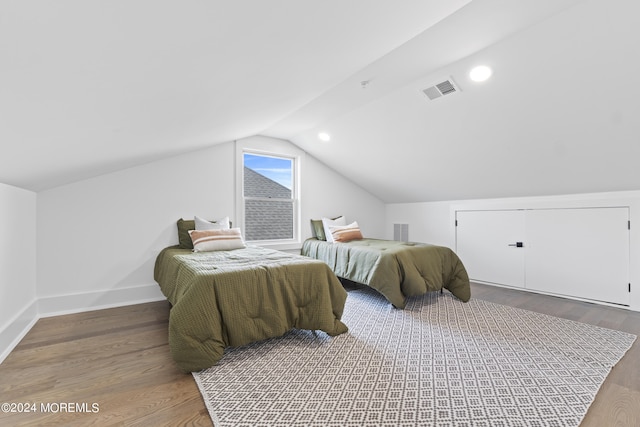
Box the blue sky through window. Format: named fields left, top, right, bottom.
left=244, top=153, right=292, bottom=189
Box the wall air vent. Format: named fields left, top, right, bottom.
left=394, top=223, right=409, bottom=242
left=422, top=78, right=460, bottom=100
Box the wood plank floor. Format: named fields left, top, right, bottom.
left=0, top=301, right=212, bottom=427
left=0, top=282, right=638, bottom=426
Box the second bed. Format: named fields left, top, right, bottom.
left=301, top=237, right=471, bottom=309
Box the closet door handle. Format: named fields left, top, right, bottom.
left=508, top=242, right=524, bottom=247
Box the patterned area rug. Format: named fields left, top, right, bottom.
left=193, top=287, right=636, bottom=427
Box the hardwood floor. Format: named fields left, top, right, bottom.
left=0, top=301, right=212, bottom=427
left=0, top=282, right=638, bottom=426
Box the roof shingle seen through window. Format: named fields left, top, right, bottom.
left=243, top=167, right=291, bottom=198
left=244, top=166, right=293, bottom=241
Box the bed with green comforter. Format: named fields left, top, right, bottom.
left=301, top=238, right=470, bottom=308
left=154, top=245, right=348, bottom=372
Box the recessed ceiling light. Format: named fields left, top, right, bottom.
left=318, top=132, right=331, bottom=142
left=469, top=65, right=492, bottom=82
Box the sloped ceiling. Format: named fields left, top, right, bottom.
left=281, top=0, right=640, bottom=203
left=2, top=0, right=639, bottom=203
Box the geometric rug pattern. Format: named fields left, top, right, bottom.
left=193, top=287, right=636, bottom=427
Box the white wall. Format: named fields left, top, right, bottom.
left=304, top=153, right=385, bottom=240
left=36, top=137, right=384, bottom=315
left=385, top=201, right=456, bottom=247
left=386, top=190, right=640, bottom=312
left=36, top=143, right=235, bottom=314
left=0, top=183, right=37, bottom=362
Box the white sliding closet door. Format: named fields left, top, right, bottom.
left=525, top=207, right=629, bottom=306
left=456, top=210, right=526, bottom=288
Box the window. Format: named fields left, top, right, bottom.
left=242, top=151, right=297, bottom=242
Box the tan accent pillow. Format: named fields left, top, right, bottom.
left=189, top=228, right=246, bottom=252
left=328, top=221, right=363, bottom=243
left=322, top=216, right=346, bottom=243
left=177, top=217, right=231, bottom=249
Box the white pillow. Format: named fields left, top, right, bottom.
left=328, top=221, right=363, bottom=243
left=194, top=215, right=230, bottom=230
left=189, top=228, right=246, bottom=252
left=322, top=216, right=346, bottom=243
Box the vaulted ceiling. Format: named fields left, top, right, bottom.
left=2, top=0, right=639, bottom=202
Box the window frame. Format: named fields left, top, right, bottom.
left=236, top=141, right=302, bottom=250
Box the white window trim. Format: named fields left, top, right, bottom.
left=235, top=137, right=303, bottom=251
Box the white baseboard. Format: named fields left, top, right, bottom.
left=471, top=280, right=637, bottom=312
left=38, top=283, right=166, bottom=318
left=0, top=299, right=38, bottom=365
left=0, top=284, right=166, bottom=364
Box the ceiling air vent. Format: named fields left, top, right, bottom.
left=422, top=78, right=460, bottom=100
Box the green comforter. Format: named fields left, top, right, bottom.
left=301, top=238, right=470, bottom=308
left=154, top=245, right=348, bottom=372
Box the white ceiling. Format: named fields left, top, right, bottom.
left=2, top=0, right=639, bottom=203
